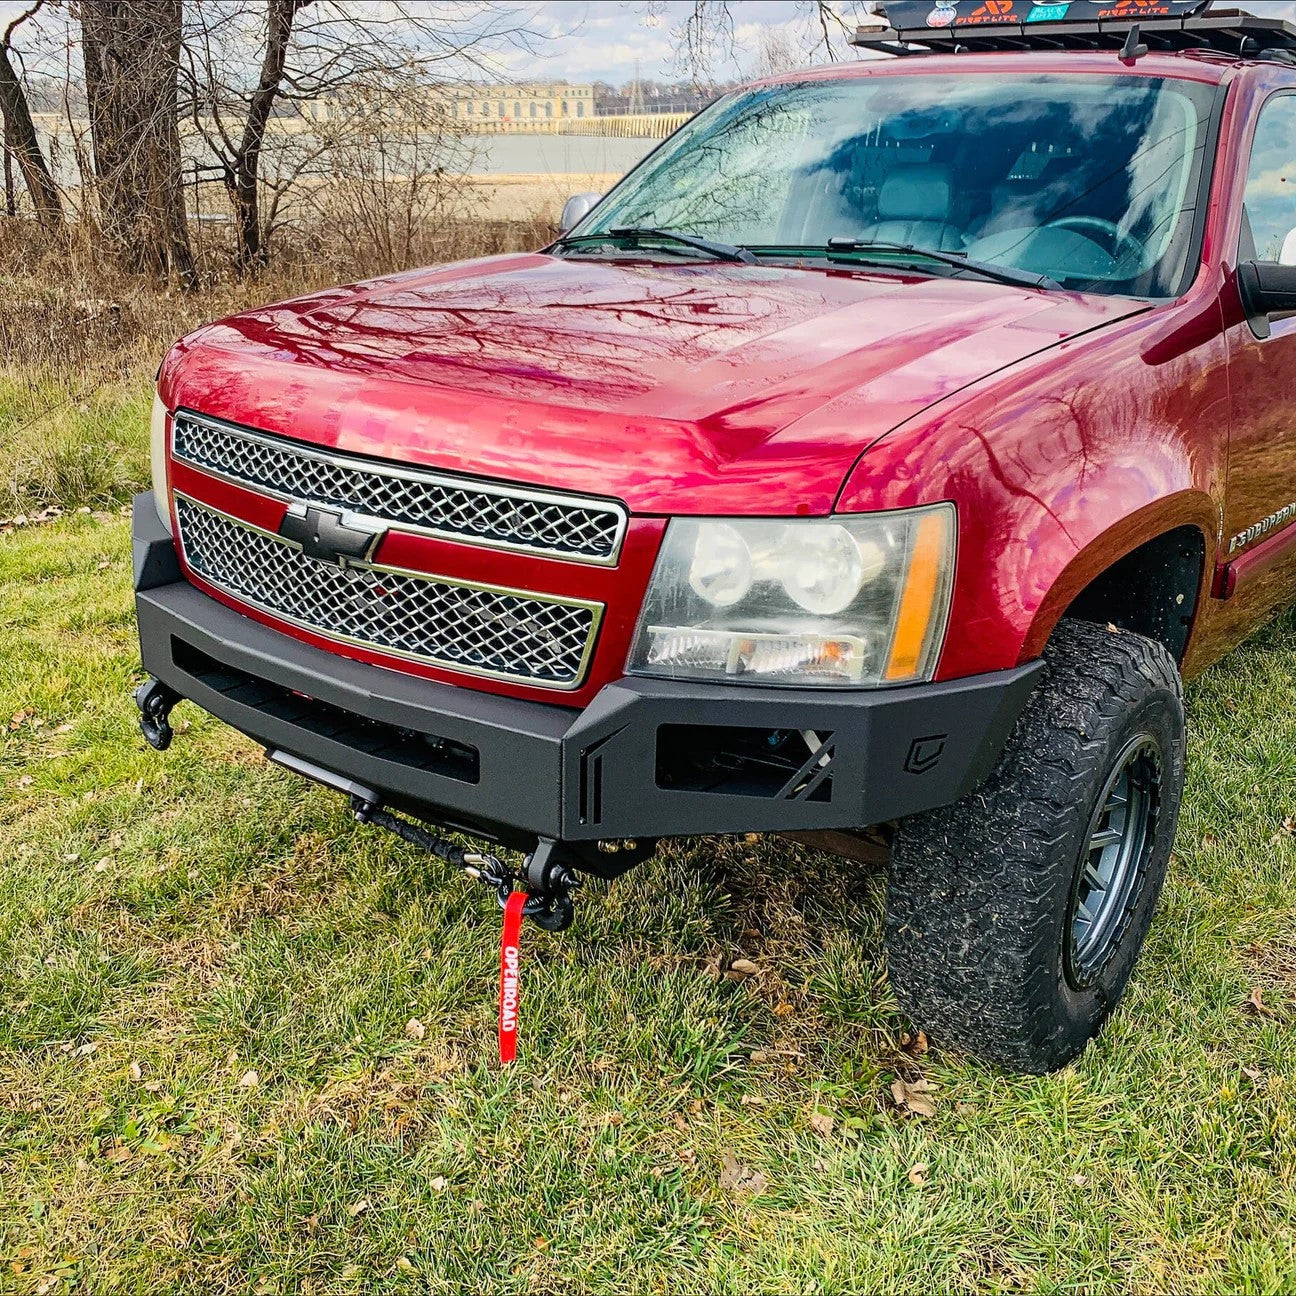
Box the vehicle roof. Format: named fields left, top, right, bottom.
left=744, top=48, right=1248, bottom=91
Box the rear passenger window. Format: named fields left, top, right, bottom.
left=1243, top=95, right=1296, bottom=265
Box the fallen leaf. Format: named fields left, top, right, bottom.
left=719, top=1150, right=769, bottom=1197
left=429, top=1176, right=447, bottom=1192
left=395, top=1257, right=417, bottom=1274
left=907, top=1161, right=928, bottom=1187
left=809, top=1110, right=835, bottom=1138
left=892, top=1077, right=939, bottom=1117
left=128, top=1061, right=142, bottom=1082
left=238, top=1069, right=260, bottom=1088
left=347, top=1199, right=370, bottom=1217
left=901, top=1030, right=930, bottom=1056
left=773, top=1001, right=794, bottom=1017
left=405, top=1018, right=426, bottom=1040
left=1242, top=987, right=1275, bottom=1017
left=93, top=857, right=110, bottom=873
left=74, top=1041, right=97, bottom=1058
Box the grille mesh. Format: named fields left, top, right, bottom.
left=175, top=496, right=599, bottom=688
left=172, top=412, right=624, bottom=562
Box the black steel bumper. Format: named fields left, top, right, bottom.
left=133, top=494, right=1041, bottom=858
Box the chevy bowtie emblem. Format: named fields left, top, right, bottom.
left=278, top=504, right=385, bottom=567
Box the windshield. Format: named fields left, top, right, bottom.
left=577, top=74, right=1218, bottom=298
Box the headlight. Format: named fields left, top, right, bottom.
left=628, top=506, right=955, bottom=687
left=149, top=390, right=172, bottom=534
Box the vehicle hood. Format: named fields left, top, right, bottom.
left=162, top=252, right=1145, bottom=515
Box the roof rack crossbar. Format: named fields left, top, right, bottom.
left=851, top=10, right=1296, bottom=59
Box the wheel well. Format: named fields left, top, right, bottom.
left=1063, top=526, right=1205, bottom=665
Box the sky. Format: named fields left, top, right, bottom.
left=439, top=0, right=1296, bottom=85
left=498, top=1, right=862, bottom=84
left=3, top=0, right=1296, bottom=89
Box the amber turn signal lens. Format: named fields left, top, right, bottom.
left=885, top=510, right=953, bottom=682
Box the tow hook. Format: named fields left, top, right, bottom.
left=517, top=839, right=578, bottom=933
left=351, top=796, right=579, bottom=932
left=134, top=677, right=182, bottom=751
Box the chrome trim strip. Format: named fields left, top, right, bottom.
left=171, top=408, right=629, bottom=566
left=173, top=492, right=604, bottom=691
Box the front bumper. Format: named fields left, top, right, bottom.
left=134, top=494, right=1041, bottom=857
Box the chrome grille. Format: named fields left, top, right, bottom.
left=175, top=495, right=600, bottom=689
left=172, top=411, right=626, bottom=564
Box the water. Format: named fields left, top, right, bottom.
left=467, top=134, right=659, bottom=176
left=33, top=119, right=661, bottom=190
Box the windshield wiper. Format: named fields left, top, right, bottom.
left=823, top=238, right=1060, bottom=291
left=553, top=227, right=758, bottom=265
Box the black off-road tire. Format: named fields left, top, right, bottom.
left=885, top=619, right=1186, bottom=1073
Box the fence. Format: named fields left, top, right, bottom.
left=465, top=113, right=692, bottom=139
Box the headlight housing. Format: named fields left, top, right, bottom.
left=149, top=390, right=172, bottom=534
left=628, top=506, right=955, bottom=687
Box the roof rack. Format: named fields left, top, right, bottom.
left=851, top=4, right=1296, bottom=62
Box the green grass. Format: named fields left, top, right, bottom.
left=2, top=513, right=1295, bottom=1296
left=0, top=374, right=153, bottom=518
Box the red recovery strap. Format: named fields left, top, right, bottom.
left=498, top=890, right=526, bottom=1065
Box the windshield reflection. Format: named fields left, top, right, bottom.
left=578, top=75, right=1217, bottom=298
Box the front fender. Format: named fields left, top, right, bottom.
left=835, top=304, right=1229, bottom=682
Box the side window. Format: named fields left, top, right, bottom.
left=1243, top=94, right=1296, bottom=265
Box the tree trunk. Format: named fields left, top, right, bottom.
left=227, top=0, right=308, bottom=271
left=80, top=0, right=194, bottom=285
left=3, top=126, right=13, bottom=218
left=0, top=41, right=63, bottom=229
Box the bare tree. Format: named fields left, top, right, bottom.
left=303, top=73, right=478, bottom=276
left=657, top=1, right=870, bottom=85
left=180, top=1, right=545, bottom=273
left=80, top=0, right=195, bottom=283
left=221, top=0, right=308, bottom=269
left=0, top=0, right=64, bottom=229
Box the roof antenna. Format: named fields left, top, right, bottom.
left=1119, top=23, right=1149, bottom=63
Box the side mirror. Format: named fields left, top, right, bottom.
left=559, top=192, right=601, bottom=234
left=1239, top=260, right=1296, bottom=338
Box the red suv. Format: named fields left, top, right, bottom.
left=132, top=3, right=1296, bottom=1072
